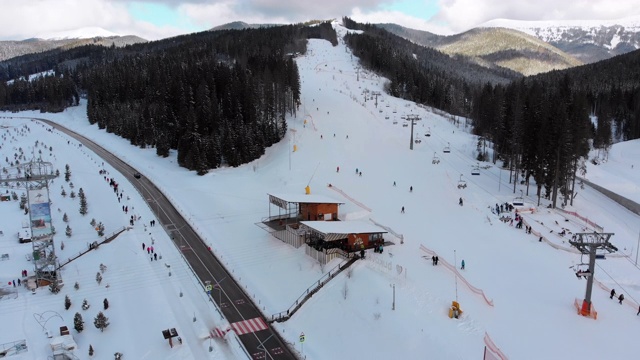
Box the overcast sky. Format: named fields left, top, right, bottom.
left=2, top=0, right=640, bottom=40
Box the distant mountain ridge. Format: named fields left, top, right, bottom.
left=376, top=23, right=581, bottom=76
left=0, top=27, right=147, bottom=62
left=480, top=15, right=640, bottom=63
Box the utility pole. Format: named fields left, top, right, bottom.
left=569, top=232, right=617, bottom=318
left=406, top=114, right=421, bottom=150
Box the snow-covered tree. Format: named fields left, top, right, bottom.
left=63, top=213, right=69, bottom=222
left=19, top=193, right=27, bottom=209
left=61, top=188, right=67, bottom=197
left=65, top=295, right=71, bottom=310
left=74, top=281, right=80, bottom=290
left=74, top=312, right=84, bottom=333
left=65, top=225, right=72, bottom=237
left=82, top=299, right=90, bottom=310
left=96, top=272, right=102, bottom=285
left=60, top=240, right=65, bottom=250
left=64, top=164, right=71, bottom=182
left=94, top=311, right=109, bottom=332
left=49, top=280, right=61, bottom=294
left=89, top=345, right=94, bottom=357
left=70, top=190, right=76, bottom=198
left=79, top=188, right=87, bottom=215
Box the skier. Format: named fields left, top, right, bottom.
left=410, top=186, right=413, bottom=192
left=401, top=206, right=405, bottom=213
left=393, top=181, right=396, bottom=187
left=435, top=256, right=439, bottom=265
left=459, top=197, right=463, bottom=206
left=637, top=305, right=640, bottom=316
left=337, top=166, right=340, bottom=173
left=461, top=260, right=465, bottom=270
left=432, top=256, right=436, bottom=266
left=142, top=243, right=146, bottom=250
left=356, top=168, right=358, bottom=174
left=154, top=253, right=158, bottom=261
left=610, top=289, right=616, bottom=299
left=618, top=293, right=625, bottom=304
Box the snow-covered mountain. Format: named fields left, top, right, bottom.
left=481, top=15, right=640, bottom=63
left=34, top=26, right=120, bottom=41
left=0, top=28, right=146, bottom=62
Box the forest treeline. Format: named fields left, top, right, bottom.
left=0, top=22, right=339, bottom=173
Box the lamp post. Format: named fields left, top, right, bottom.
left=391, top=283, right=396, bottom=310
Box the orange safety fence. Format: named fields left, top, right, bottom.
left=556, top=208, right=604, bottom=232
left=419, top=244, right=494, bottom=307
left=484, top=332, right=508, bottom=360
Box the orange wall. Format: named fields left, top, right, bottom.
left=300, top=203, right=339, bottom=220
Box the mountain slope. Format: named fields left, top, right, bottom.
left=377, top=23, right=582, bottom=76
left=0, top=33, right=147, bottom=62
left=481, top=15, right=640, bottom=63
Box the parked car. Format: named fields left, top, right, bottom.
left=133, top=172, right=141, bottom=179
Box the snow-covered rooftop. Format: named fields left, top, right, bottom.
left=300, top=221, right=386, bottom=235
left=268, top=193, right=343, bottom=204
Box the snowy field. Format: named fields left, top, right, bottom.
left=1, top=21, right=640, bottom=360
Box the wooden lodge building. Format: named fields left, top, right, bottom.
left=263, top=193, right=387, bottom=264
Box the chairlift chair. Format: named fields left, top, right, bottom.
left=402, top=123, right=408, bottom=127
left=457, top=174, right=467, bottom=189
left=512, top=197, right=524, bottom=206
left=432, top=153, right=440, bottom=164
left=393, top=120, right=398, bottom=124
left=471, top=163, right=480, bottom=176
left=425, top=127, right=431, bottom=137
left=443, top=142, right=451, bottom=153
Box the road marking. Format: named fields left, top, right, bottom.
left=230, top=317, right=268, bottom=335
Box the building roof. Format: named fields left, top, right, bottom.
left=268, top=193, right=344, bottom=205
left=300, top=221, right=387, bottom=235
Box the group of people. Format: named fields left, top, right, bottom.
left=611, top=289, right=640, bottom=315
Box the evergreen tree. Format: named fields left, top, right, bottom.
left=96, top=272, right=102, bottom=285
left=61, top=188, right=67, bottom=197
left=89, top=344, right=94, bottom=357
left=79, top=188, right=88, bottom=215
left=94, top=311, right=109, bottom=332
left=82, top=298, right=90, bottom=310
left=65, top=225, right=72, bottom=237
left=19, top=193, right=27, bottom=210
left=74, top=281, right=80, bottom=290
left=49, top=280, right=61, bottom=294
left=64, top=164, right=71, bottom=182
left=65, top=295, right=71, bottom=310
left=70, top=190, right=76, bottom=198
left=73, top=312, right=84, bottom=333
left=63, top=213, right=69, bottom=222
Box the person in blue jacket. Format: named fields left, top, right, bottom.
left=461, top=260, right=465, bottom=270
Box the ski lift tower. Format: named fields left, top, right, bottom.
left=371, top=91, right=381, bottom=108
left=569, top=232, right=617, bottom=318
left=0, top=160, right=59, bottom=288
left=406, top=114, right=422, bottom=150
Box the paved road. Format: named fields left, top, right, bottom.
left=36, top=118, right=297, bottom=360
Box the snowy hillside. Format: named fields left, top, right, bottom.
left=481, top=15, right=640, bottom=63
left=35, top=27, right=120, bottom=40
left=1, top=20, right=640, bottom=360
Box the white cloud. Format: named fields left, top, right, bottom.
left=434, top=0, right=640, bottom=34
left=2, top=0, right=640, bottom=41
left=349, top=8, right=453, bottom=35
